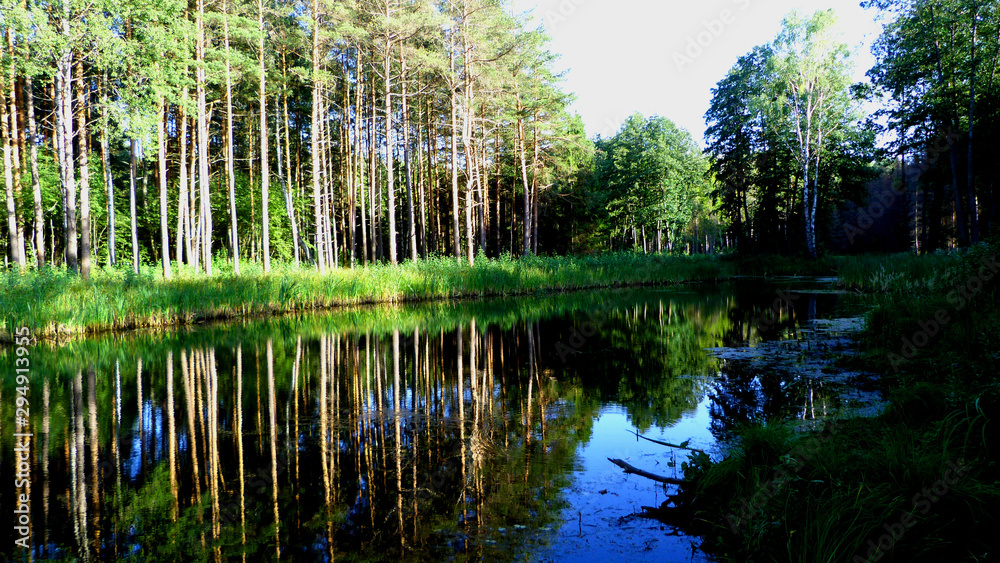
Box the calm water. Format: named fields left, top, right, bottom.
left=1, top=282, right=862, bottom=561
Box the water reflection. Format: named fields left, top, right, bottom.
left=1, top=283, right=861, bottom=561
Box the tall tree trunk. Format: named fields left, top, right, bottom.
left=101, top=74, right=116, bottom=267
left=223, top=0, right=240, bottom=274
left=530, top=118, right=540, bottom=255
left=57, top=45, right=78, bottom=272
left=461, top=4, right=474, bottom=266
left=176, top=100, right=188, bottom=267
left=353, top=55, right=368, bottom=265
left=259, top=0, right=270, bottom=272
left=418, top=96, right=428, bottom=258
left=129, top=140, right=140, bottom=273
left=76, top=58, right=92, bottom=278
left=188, top=116, right=199, bottom=270
left=401, top=55, right=417, bottom=262
left=4, top=34, right=25, bottom=267
left=157, top=97, right=171, bottom=278
left=196, top=0, right=212, bottom=273
left=449, top=49, right=461, bottom=261
left=1, top=77, right=18, bottom=268
left=312, top=0, right=326, bottom=273
left=342, top=55, right=355, bottom=268
left=276, top=99, right=302, bottom=266
left=24, top=74, right=44, bottom=268
left=281, top=70, right=302, bottom=266
left=966, top=9, right=979, bottom=245
left=383, top=36, right=398, bottom=265
left=369, top=76, right=378, bottom=262
left=0, top=40, right=27, bottom=269
left=517, top=95, right=530, bottom=255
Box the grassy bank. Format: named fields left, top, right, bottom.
left=1, top=253, right=732, bottom=339
left=666, top=243, right=1000, bottom=562
left=0, top=250, right=960, bottom=340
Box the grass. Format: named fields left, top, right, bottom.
left=0, top=252, right=735, bottom=339
left=0, top=249, right=972, bottom=340
left=669, top=241, right=1000, bottom=562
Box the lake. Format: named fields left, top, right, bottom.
left=1, top=281, right=869, bottom=561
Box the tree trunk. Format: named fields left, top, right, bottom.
left=4, top=34, right=25, bottom=268
left=24, top=75, right=44, bottom=268
left=129, top=140, right=140, bottom=273
left=281, top=68, right=301, bottom=266
left=77, top=58, right=92, bottom=278
left=966, top=10, right=979, bottom=245
left=223, top=0, right=240, bottom=274
left=157, top=97, right=171, bottom=278
left=353, top=54, right=368, bottom=265
left=1, top=78, right=18, bottom=268
left=276, top=99, right=302, bottom=267
left=101, top=75, right=117, bottom=267
left=312, top=0, right=326, bottom=273
left=57, top=46, right=78, bottom=272
left=517, top=94, right=530, bottom=255
left=259, top=0, right=270, bottom=272
left=383, top=36, right=398, bottom=265
left=401, top=55, right=417, bottom=262
left=176, top=100, right=188, bottom=267
left=417, top=96, right=428, bottom=259
left=449, top=49, right=461, bottom=261
left=196, top=0, right=212, bottom=274
left=188, top=116, right=199, bottom=270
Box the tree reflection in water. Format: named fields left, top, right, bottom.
left=1, top=284, right=855, bottom=561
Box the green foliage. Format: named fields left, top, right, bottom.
left=677, top=245, right=1000, bottom=562
left=593, top=113, right=716, bottom=251
left=705, top=12, right=879, bottom=257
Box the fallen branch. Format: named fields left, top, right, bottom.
left=608, top=458, right=685, bottom=485
left=629, top=430, right=705, bottom=454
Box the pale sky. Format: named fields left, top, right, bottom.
left=507, top=0, right=887, bottom=147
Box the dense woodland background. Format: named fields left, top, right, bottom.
left=0, top=0, right=996, bottom=279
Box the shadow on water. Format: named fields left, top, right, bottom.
left=0, top=281, right=865, bottom=561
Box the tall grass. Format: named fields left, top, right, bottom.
left=684, top=400, right=1000, bottom=562
left=677, top=242, right=1000, bottom=562
left=3, top=250, right=973, bottom=340
left=0, top=253, right=733, bottom=339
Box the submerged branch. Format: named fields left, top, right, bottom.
left=629, top=430, right=705, bottom=453
left=607, top=458, right=685, bottom=485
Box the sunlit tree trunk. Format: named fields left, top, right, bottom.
left=56, top=38, right=78, bottom=271
left=157, top=96, right=172, bottom=278
left=129, top=140, right=140, bottom=273
left=25, top=74, right=44, bottom=268
left=2, top=35, right=25, bottom=268
left=383, top=31, right=398, bottom=265
left=223, top=0, right=240, bottom=274
left=76, top=58, right=92, bottom=278
left=312, top=0, right=326, bottom=273
left=449, top=48, right=461, bottom=261
left=401, top=55, right=418, bottom=262
left=196, top=0, right=212, bottom=273
left=259, top=0, right=271, bottom=272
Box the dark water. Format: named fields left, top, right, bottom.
left=0, top=282, right=862, bottom=561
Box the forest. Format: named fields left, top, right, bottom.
left=0, top=0, right=996, bottom=277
